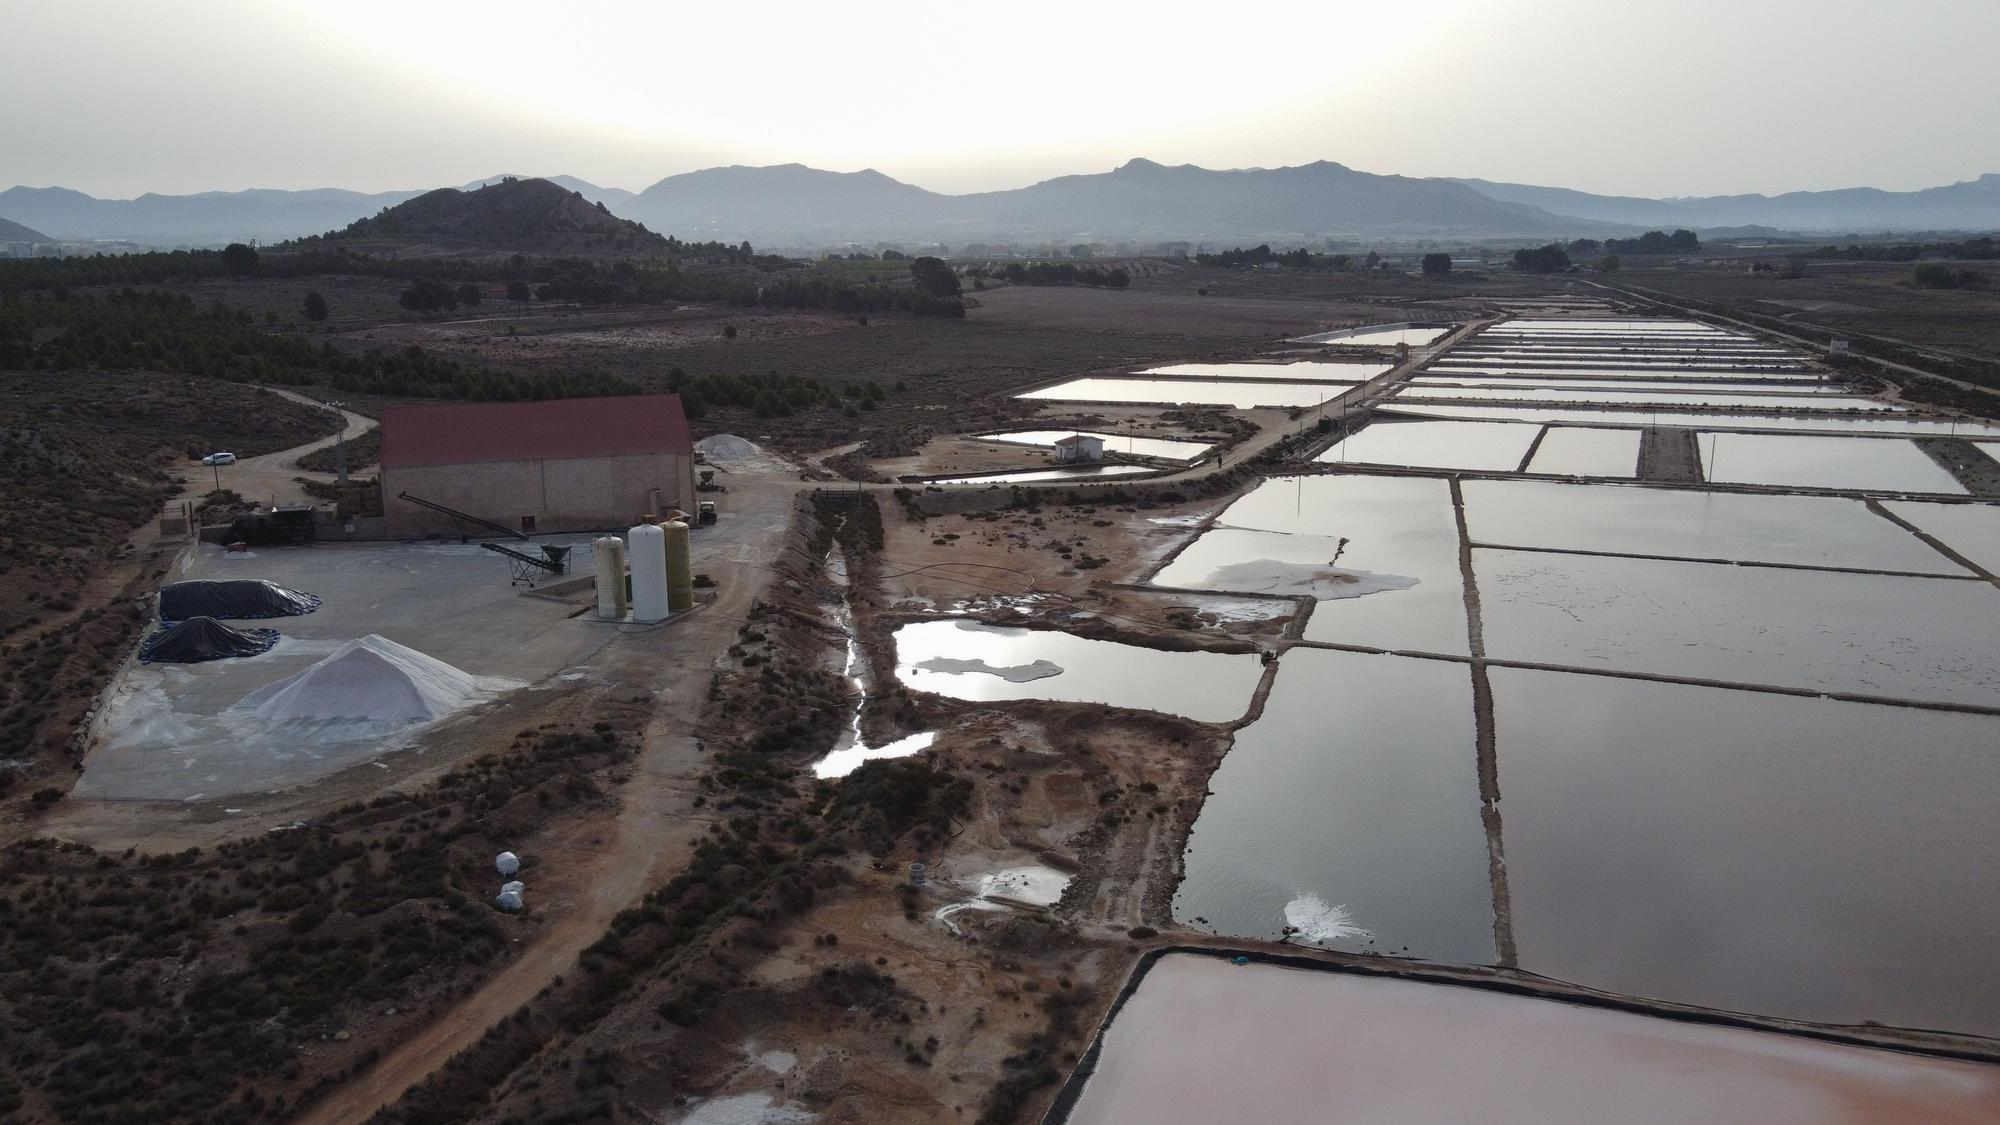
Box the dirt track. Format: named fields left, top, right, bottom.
left=294, top=472, right=799, bottom=1125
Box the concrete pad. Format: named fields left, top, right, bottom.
left=78, top=535, right=616, bottom=801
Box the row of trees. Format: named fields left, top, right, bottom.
left=980, top=261, right=1130, bottom=288
left=0, top=289, right=636, bottom=401
left=1807, top=237, right=1998, bottom=262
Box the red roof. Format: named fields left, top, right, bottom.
left=379, top=395, right=692, bottom=469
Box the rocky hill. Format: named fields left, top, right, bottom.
left=324, top=177, right=669, bottom=255
left=0, top=216, right=50, bottom=243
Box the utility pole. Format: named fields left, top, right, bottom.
left=329, top=401, right=349, bottom=485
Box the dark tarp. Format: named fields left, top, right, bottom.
left=139, top=617, right=281, bottom=663
left=158, top=579, right=321, bottom=622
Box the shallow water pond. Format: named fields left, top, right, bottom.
left=1174, top=648, right=1493, bottom=962
left=924, top=464, right=1155, bottom=486
left=1461, top=478, right=1967, bottom=573
left=1062, top=953, right=2000, bottom=1125
left=1291, top=323, right=1453, bottom=346
left=1017, top=377, right=1354, bottom=409
left=1496, top=668, right=2000, bottom=1038
left=1476, top=548, right=2000, bottom=706
left=890, top=619, right=1263, bottom=722
left=1316, top=418, right=1541, bottom=471
left=1154, top=474, right=1470, bottom=653
left=1399, top=386, right=1891, bottom=411
left=1139, top=361, right=1390, bottom=381
left=972, top=429, right=1214, bottom=461
left=1384, top=403, right=2000, bottom=437
left=1701, top=432, right=1968, bottom=494
left=1883, top=500, right=2000, bottom=575
left=1523, top=427, right=1639, bottom=477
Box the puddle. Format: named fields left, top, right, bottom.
left=1476, top=548, right=2000, bottom=707
left=891, top=619, right=1264, bottom=723
left=1701, top=432, right=1969, bottom=494
left=1883, top=500, right=2000, bottom=574
left=1317, top=418, right=1542, bottom=471
left=924, top=464, right=1156, bottom=486
left=1062, top=953, right=2000, bottom=1125
left=1460, top=479, right=1967, bottom=573
left=1017, top=377, right=1356, bottom=409
left=809, top=549, right=937, bottom=780
left=1383, top=403, right=2000, bottom=437
left=1522, top=427, right=1639, bottom=477
left=1175, top=648, right=1493, bottom=962
left=1496, top=668, right=2000, bottom=1037
left=973, top=429, right=1215, bottom=461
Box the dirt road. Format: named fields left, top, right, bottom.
left=194, top=388, right=374, bottom=510
left=294, top=473, right=800, bottom=1125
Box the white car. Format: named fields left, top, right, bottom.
left=200, top=451, right=237, bottom=466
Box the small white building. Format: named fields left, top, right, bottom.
left=1052, top=434, right=1105, bottom=464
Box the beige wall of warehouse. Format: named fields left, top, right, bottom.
left=383, top=451, right=697, bottom=536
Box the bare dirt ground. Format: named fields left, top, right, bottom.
left=343, top=303, right=865, bottom=358
left=966, top=282, right=1387, bottom=337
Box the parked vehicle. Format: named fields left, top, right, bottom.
left=201, top=451, right=237, bottom=466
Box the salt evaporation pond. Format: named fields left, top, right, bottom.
left=1017, top=377, right=1352, bottom=409
left=1290, top=323, right=1453, bottom=346
left=1060, top=953, right=2000, bottom=1125
left=1316, top=418, right=1541, bottom=471
left=1522, top=427, right=1639, bottom=477
left=1461, top=479, right=1969, bottom=574
left=924, top=464, right=1155, bottom=486
left=1138, top=361, right=1390, bottom=381
left=1153, top=475, right=1469, bottom=654
left=1496, top=669, right=2000, bottom=1038
left=1426, top=366, right=1812, bottom=382
left=1476, top=549, right=2000, bottom=707
left=1383, top=403, right=2000, bottom=437
left=1398, top=387, right=1891, bottom=411
left=1174, top=649, right=1493, bottom=962
left=973, top=430, right=1214, bottom=461
left=1416, top=377, right=1831, bottom=394
left=890, top=619, right=1262, bottom=723
left=1884, top=500, right=2000, bottom=575
left=1702, top=432, right=1968, bottom=494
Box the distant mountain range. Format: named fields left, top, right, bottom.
left=1449, top=174, right=2000, bottom=235
left=323, top=177, right=667, bottom=255
left=4, top=161, right=1996, bottom=249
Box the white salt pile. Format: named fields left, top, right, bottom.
left=233, top=634, right=505, bottom=725
left=1204, top=559, right=1420, bottom=601
left=1282, top=893, right=1371, bottom=947
left=977, top=865, right=1072, bottom=908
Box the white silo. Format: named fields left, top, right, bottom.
left=592, top=536, right=629, bottom=620
left=628, top=523, right=670, bottom=623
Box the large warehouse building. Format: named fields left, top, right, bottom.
left=380, top=395, right=697, bottom=538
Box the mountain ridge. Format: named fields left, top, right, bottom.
left=6, top=163, right=1996, bottom=248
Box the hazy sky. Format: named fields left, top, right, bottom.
left=7, top=0, right=1998, bottom=199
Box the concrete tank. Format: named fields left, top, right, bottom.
left=628, top=523, right=669, bottom=623
left=661, top=519, right=694, bottom=613
left=592, top=536, right=628, bottom=620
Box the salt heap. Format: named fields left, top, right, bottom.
left=234, top=634, right=497, bottom=724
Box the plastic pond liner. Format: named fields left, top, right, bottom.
left=159, top=579, right=321, bottom=621
left=138, top=616, right=281, bottom=663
